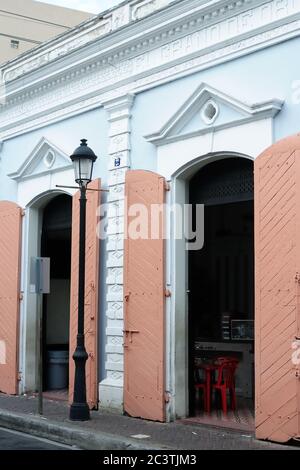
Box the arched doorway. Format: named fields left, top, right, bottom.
left=20, top=190, right=73, bottom=395
left=18, top=182, right=100, bottom=406
left=170, top=153, right=255, bottom=427
left=188, top=157, right=254, bottom=429
left=41, top=194, right=72, bottom=395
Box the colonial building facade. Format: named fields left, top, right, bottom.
left=0, top=0, right=300, bottom=443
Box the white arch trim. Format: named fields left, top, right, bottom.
left=156, top=118, right=272, bottom=181
left=17, top=168, right=75, bottom=209
left=173, top=151, right=254, bottom=181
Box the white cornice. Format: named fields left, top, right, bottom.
left=144, top=82, right=283, bottom=144
left=1, top=0, right=262, bottom=94
left=0, top=0, right=298, bottom=140
left=4, top=1, right=255, bottom=85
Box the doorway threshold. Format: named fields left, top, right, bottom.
left=180, top=399, right=254, bottom=433
left=42, top=389, right=68, bottom=402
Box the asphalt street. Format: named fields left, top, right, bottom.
left=0, top=427, right=75, bottom=450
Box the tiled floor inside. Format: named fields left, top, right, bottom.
left=182, top=397, right=254, bottom=433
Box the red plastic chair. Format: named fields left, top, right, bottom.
left=216, top=356, right=239, bottom=364
left=212, top=359, right=238, bottom=414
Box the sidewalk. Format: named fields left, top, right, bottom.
left=0, top=393, right=297, bottom=450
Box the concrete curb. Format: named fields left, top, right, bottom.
left=0, top=409, right=168, bottom=450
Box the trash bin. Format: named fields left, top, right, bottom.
left=46, top=350, right=69, bottom=390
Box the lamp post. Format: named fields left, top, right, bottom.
left=69, top=139, right=97, bottom=421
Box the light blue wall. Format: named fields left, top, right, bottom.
left=0, top=107, right=108, bottom=202
left=131, top=36, right=300, bottom=171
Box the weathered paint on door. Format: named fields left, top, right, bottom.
left=0, top=201, right=22, bottom=395
left=255, top=133, right=300, bottom=442
left=69, top=179, right=101, bottom=409
left=124, top=170, right=166, bottom=422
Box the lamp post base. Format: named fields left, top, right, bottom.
left=69, top=402, right=90, bottom=421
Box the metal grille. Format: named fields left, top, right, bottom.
left=190, top=158, right=254, bottom=205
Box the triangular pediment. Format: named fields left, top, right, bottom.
left=8, top=137, right=73, bottom=181
left=145, top=83, right=283, bottom=145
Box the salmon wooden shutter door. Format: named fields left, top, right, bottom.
left=0, top=201, right=22, bottom=395
left=255, top=133, right=300, bottom=442
left=124, top=170, right=166, bottom=422
left=69, top=179, right=101, bottom=409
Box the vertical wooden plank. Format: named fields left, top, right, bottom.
left=69, top=179, right=100, bottom=409
left=0, top=201, right=22, bottom=395
left=294, top=148, right=300, bottom=437
left=124, top=170, right=166, bottom=422
left=254, top=144, right=262, bottom=436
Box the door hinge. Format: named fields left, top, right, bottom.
left=165, top=289, right=171, bottom=298
left=123, top=329, right=139, bottom=345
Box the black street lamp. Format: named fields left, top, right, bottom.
left=69, top=139, right=97, bottom=421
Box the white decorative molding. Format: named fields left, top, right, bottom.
left=131, top=0, right=171, bottom=20
left=145, top=82, right=283, bottom=145
left=99, top=93, right=134, bottom=412
left=8, top=137, right=73, bottom=181
left=0, top=0, right=298, bottom=140
left=43, top=150, right=56, bottom=169
left=201, top=99, right=219, bottom=125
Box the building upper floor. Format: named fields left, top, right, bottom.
left=0, top=0, right=92, bottom=64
